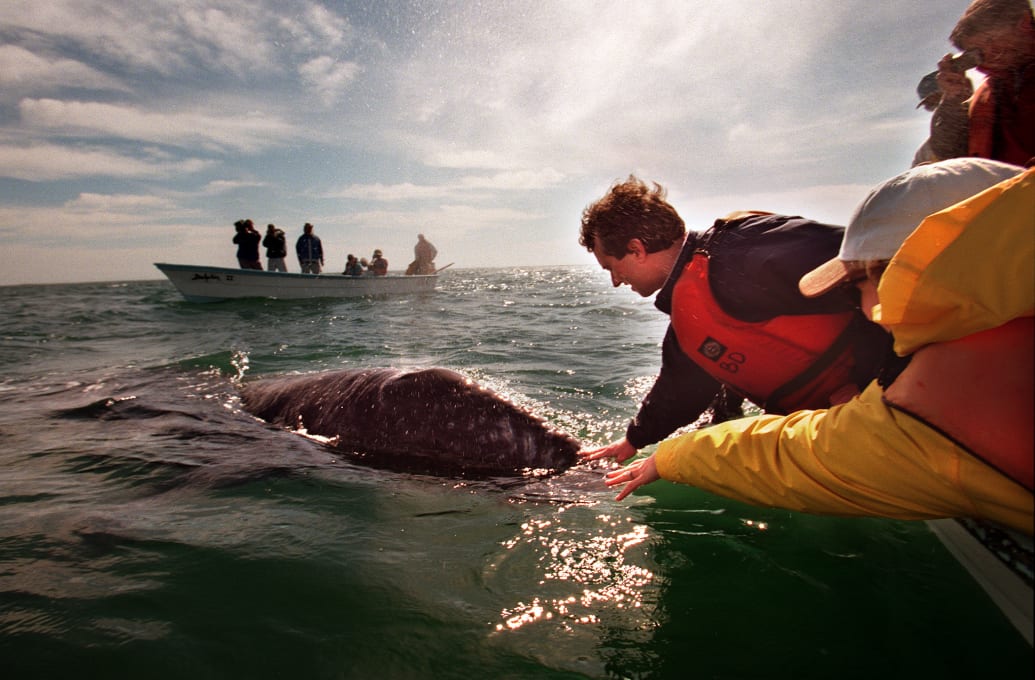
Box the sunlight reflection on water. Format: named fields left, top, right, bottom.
left=491, top=509, right=656, bottom=634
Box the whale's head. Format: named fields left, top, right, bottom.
left=371, top=368, right=581, bottom=475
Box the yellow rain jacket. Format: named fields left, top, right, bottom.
left=654, top=169, right=1035, bottom=535
left=876, top=168, right=1035, bottom=353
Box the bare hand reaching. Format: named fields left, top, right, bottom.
left=936, top=53, right=974, bottom=103
left=604, top=454, right=660, bottom=501
left=579, top=438, right=638, bottom=463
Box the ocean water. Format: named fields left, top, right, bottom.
left=0, top=267, right=1029, bottom=679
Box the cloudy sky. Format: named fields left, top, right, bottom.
left=1, top=0, right=977, bottom=285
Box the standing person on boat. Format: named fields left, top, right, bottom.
left=911, top=72, right=968, bottom=167
left=604, top=159, right=1033, bottom=536
left=295, top=223, right=324, bottom=274
left=366, top=249, right=388, bottom=276
left=233, top=219, right=262, bottom=270
left=263, top=224, right=288, bottom=272
left=406, top=234, right=438, bottom=275
left=577, top=175, right=891, bottom=465
left=343, top=254, right=363, bottom=276
left=925, top=0, right=1035, bottom=166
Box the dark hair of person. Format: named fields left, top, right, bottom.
left=951, top=0, right=1035, bottom=46
left=579, top=175, right=686, bottom=258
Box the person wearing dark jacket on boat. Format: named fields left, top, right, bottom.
left=233, top=219, right=262, bottom=270
left=263, top=224, right=288, bottom=272
left=578, top=175, right=891, bottom=465
left=296, top=222, right=324, bottom=274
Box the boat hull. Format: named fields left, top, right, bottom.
left=155, top=263, right=438, bottom=302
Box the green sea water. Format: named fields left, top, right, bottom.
left=0, top=267, right=1029, bottom=679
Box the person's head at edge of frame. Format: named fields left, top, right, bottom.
left=579, top=175, right=686, bottom=298
left=303, top=222, right=314, bottom=235
left=950, top=0, right=1035, bottom=77
left=916, top=72, right=941, bottom=111
left=798, top=157, right=1027, bottom=325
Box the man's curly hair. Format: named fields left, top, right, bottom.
left=579, top=175, right=685, bottom=258
left=951, top=0, right=1034, bottom=47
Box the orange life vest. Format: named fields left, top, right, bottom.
left=884, top=316, right=1034, bottom=491
left=670, top=253, right=860, bottom=413
left=967, top=80, right=997, bottom=160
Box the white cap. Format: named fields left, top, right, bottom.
left=799, top=158, right=1025, bottom=297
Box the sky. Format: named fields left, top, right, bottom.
left=0, top=0, right=981, bottom=285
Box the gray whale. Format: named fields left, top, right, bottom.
left=240, top=367, right=581, bottom=477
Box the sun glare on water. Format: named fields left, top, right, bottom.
left=492, top=511, right=655, bottom=632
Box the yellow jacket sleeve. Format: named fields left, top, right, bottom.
left=876, top=168, right=1035, bottom=355
left=653, top=383, right=1033, bottom=535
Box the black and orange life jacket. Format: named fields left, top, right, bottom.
left=670, top=253, right=862, bottom=414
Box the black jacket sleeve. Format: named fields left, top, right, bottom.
left=625, top=326, right=723, bottom=449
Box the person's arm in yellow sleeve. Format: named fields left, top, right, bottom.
left=606, top=383, right=1033, bottom=534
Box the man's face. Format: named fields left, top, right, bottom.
left=592, top=244, right=660, bottom=297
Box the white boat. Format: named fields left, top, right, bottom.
left=155, top=262, right=439, bottom=302
left=927, top=518, right=1033, bottom=646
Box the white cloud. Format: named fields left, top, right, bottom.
left=0, top=1, right=277, bottom=77
left=0, top=191, right=201, bottom=249
left=179, top=5, right=277, bottom=76
left=381, top=0, right=942, bottom=186
left=331, top=182, right=451, bottom=201
left=0, top=142, right=212, bottom=181
left=19, top=99, right=297, bottom=153
left=277, top=3, right=356, bottom=52
left=0, top=45, right=128, bottom=95
left=330, top=203, right=544, bottom=241
left=330, top=169, right=567, bottom=202
left=424, top=149, right=519, bottom=170
left=458, top=169, right=566, bottom=191
left=65, top=193, right=179, bottom=212
left=202, top=179, right=268, bottom=194
left=299, top=56, right=361, bottom=106
left=669, top=183, right=874, bottom=234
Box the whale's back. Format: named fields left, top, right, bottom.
left=240, top=368, right=580, bottom=476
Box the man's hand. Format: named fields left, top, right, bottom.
left=936, top=53, right=974, bottom=103
left=579, top=438, right=638, bottom=463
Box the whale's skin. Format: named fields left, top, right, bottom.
left=239, top=367, right=581, bottom=476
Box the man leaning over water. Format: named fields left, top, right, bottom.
left=578, top=175, right=891, bottom=464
